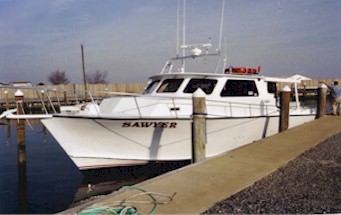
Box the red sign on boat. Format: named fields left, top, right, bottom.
left=225, top=66, right=261, bottom=75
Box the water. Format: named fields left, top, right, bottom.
left=0, top=119, right=188, bottom=214
left=0, top=120, right=82, bottom=213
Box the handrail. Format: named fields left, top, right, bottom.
left=119, top=94, right=281, bottom=118
left=0, top=85, right=314, bottom=118
left=133, top=96, right=142, bottom=117
left=46, top=91, right=57, bottom=114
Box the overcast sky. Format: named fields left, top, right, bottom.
left=0, top=0, right=340, bottom=84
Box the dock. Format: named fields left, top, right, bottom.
left=62, top=116, right=341, bottom=214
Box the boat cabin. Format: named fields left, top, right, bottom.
left=98, top=71, right=302, bottom=119
left=143, top=73, right=278, bottom=101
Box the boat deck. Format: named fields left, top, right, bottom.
left=63, top=116, right=341, bottom=214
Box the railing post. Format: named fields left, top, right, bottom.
left=316, top=83, right=327, bottom=118
left=279, top=86, right=291, bottom=132
left=192, top=89, right=207, bottom=163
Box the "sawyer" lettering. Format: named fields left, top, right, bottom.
left=122, top=122, right=177, bottom=128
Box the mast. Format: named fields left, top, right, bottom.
left=81, top=44, right=88, bottom=97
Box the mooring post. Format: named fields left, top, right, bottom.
left=192, top=89, right=207, bottom=163
left=15, top=90, right=24, bottom=115
left=63, top=90, right=68, bottom=106
left=4, top=90, right=9, bottom=110
left=279, top=86, right=291, bottom=132
left=40, top=90, right=47, bottom=113
left=316, top=83, right=327, bottom=119
left=302, top=83, right=307, bottom=103
left=16, top=106, right=27, bottom=213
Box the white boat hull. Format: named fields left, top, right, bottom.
left=41, top=114, right=315, bottom=169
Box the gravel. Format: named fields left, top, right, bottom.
left=203, top=132, right=341, bottom=214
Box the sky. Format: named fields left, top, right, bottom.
left=0, top=0, right=340, bottom=84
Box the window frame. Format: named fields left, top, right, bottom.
left=183, top=78, right=217, bottom=95
left=156, top=78, right=184, bottom=93
left=143, top=79, right=161, bottom=94
left=220, top=79, right=259, bottom=97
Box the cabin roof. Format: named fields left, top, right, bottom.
left=149, top=72, right=302, bottom=84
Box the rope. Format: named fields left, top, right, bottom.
left=79, top=206, right=138, bottom=215
left=78, top=186, right=176, bottom=215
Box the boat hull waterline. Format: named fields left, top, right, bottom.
left=41, top=114, right=315, bottom=169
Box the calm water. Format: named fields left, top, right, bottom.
left=0, top=119, right=82, bottom=213
left=0, top=119, right=187, bottom=214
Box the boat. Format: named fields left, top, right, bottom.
left=41, top=2, right=316, bottom=170
left=41, top=56, right=316, bottom=170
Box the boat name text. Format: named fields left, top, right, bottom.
left=122, top=122, right=177, bottom=128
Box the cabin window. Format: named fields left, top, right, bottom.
left=220, top=80, right=259, bottom=97
left=267, top=82, right=277, bottom=94
left=157, top=79, right=184, bottom=93
left=183, top=79, right=217, bottom=94
left=144, top=80, right=160, bottom=94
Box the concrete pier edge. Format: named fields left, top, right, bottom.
left=62, top=116, right=341, bottom=214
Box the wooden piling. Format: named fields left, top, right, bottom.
left=302, top=84, right=307, bottom=103
left=5, top=90, right=9, bottom=110
left=63, top=91, right=68, bottom=105
left=316, top=83, right=327, bottom=119
left=15, top=90, right=24, bottom=114
left=192, top=89, right=207, bottom=163
left=279, top=86, right=291, bottom=132
left=16, top=114, right=27, bottom=213
left=14, top=89, right=27, bottom=212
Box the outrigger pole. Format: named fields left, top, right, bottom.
left=81, top=44, right=88, bottom=98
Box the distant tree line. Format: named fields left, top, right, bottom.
left=48, top=70, right=108, bottom=85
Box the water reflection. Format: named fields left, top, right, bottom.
left=16, top=119, right=27, bottom=214
left=0, top=120, right=82, bottom=214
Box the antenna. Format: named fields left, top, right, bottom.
left=218, top=0, right=225, bottom=51
left=181, top=0, right=186, bottom=73
left=215, top=0, right=226, bottom=73
left=223, top=37, right=228, bottom=71
left=176, top=0, right=180, bottom=57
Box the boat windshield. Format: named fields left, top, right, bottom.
left=144, top=80, right=160, bottom=94
left=184, top=78, right=217, bottom=94
left=157, top=79, right=184, bottom=93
